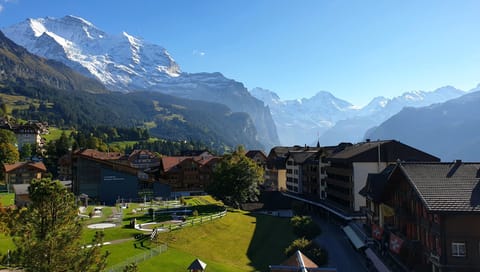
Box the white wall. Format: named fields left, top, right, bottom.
left=352, top=162, right=387, bottom=211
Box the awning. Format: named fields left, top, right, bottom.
left=342, top=226, right=365, bottom=250
left=365, top=248, right=391, bottom=272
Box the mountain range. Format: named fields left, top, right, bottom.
left=3, top=15, right=279, bottom=149
left=365, top=90, right=480, bottom=161
left=3, top=15, right=480, bottom=161
left=0, top=29, right=263, bottom=151
left=250, top=86, right=466, bottom=146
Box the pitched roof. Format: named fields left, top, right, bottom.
left=270, top=250, right=336, bottom=272
left=245, top=150, right=267, bottom=160
left=187, top=258, right=207, bottom=270
left=359, top=164, right=396, bottom=201
left=127, top=149, right=159, bottom=162
left=3, top=161, right=47, bottom=173
left=399, top=161, right=480, bottom=212
left=327, top=140, right=439, bottom=162
left=161, top=155, right=219, bottom=172
left=328, top=140, right=392, bottom=160
left=74, top=149, right=123, bottom=160
left=287, top=151, right=319, bottom=164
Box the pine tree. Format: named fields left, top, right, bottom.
left=5, top=178, right=109, bottom=271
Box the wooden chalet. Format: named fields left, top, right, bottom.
left=361, top=161, right=480, bottom=272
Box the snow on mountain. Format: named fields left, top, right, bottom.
left=251, top=86, right=466, bottom=146
left=3, top=15, right=280, bottom=149
left=250, top=88, right=357, bottom=145
left=3, top=15, right=180, bottom=91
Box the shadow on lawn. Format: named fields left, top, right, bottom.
left=245, top=213, right=296, bottom=272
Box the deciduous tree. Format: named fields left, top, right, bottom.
left=208, top=146, right=264, bottom=208
left=0, top=142, right=19, bottom=164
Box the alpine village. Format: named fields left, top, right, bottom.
left=0, top=13, right=480, bottom=272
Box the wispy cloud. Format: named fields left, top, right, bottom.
left=0, top=4, right=3, bottom=13
left=192, top=49, right=206, bottom=57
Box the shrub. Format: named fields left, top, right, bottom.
left=290, top=216, right=321, bottom=239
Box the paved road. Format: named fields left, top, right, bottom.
left=312, top=216, right=368, bottom=272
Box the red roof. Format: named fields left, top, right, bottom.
left=3, top=161, right=47, bottom=173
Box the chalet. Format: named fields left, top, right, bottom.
left=152, top=154, right=220, bottom=197
left=3, top=161, right=47, bottom=190
left=361, top=161, right=480, bottom=272
left=324, top=139, right=439, bottom=214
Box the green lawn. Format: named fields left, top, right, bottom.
left=150, top=211, right=296, bottom=272
left=0, top=193, right=14, bottom=206
left=1, top=196, right=295, bottom=272
left=43, top=127, right=73, bottom=142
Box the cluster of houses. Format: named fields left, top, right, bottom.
left=2, top=137, right=480, bottom=271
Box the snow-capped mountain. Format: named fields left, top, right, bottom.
left=250, top=87, right=358, bottom=145
left=3, top=15, right=180, bottom=92
left=4, top=16, right=280, bottom=149
left=251, top=86, right=466, bottom=146
left=365, top=90, right=480, bottom=161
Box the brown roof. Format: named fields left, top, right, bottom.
left=399, top=161, right=480, bottom=212
left=127, top=149, right=159, bottom=162
left=74, top=149, right=123, bottom=160
left=282, top=250, right=318, bottom=268
left=269, top=250, right=335, bottom=272
left=161, top=155, right=219, bottom=172
left=3, top=161, right=47, bottom=173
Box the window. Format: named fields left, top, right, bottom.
left=452, top=242, right=466, bottom=257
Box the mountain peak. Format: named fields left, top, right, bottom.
left=3, top=15, right=181, bottom=91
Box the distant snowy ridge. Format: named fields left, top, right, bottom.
left=250, top=86, right=466, bottom=146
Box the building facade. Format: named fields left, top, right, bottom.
left=72, top=149, right=169, bottom=205
left=361, top=161, right=480, bottom=272
left=324, top=140, right=440, bottom=213
left=153, top=154, right=219, bottom=196
left=3, top=161, right=47, bottom=190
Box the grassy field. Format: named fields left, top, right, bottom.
left=149, top=211, right=296, bottom=272
left=42, top=127, right=73, bottom=142
left=0, top=193, right=14, bottom=206
left=0, top=196, right=295, bottom=272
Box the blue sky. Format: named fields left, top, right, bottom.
left=1, top=0, right=480, bottom=106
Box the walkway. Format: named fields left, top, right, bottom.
left=312, top=215, right=368, bottom=272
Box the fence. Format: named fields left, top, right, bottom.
left=107, top=209, right=227, bottom=270
left=106, top=243, right=168, bottom=272
left=156, top=209, right=227, bottom=233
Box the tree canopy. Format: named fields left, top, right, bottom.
left=0, top=129, right=16, bottom=145
left=208, top=146, right=264, bottom=208
left=3, top=178, right=108, bottom=271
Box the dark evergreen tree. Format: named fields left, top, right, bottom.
left=4, top=178, right=109, bottom=271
